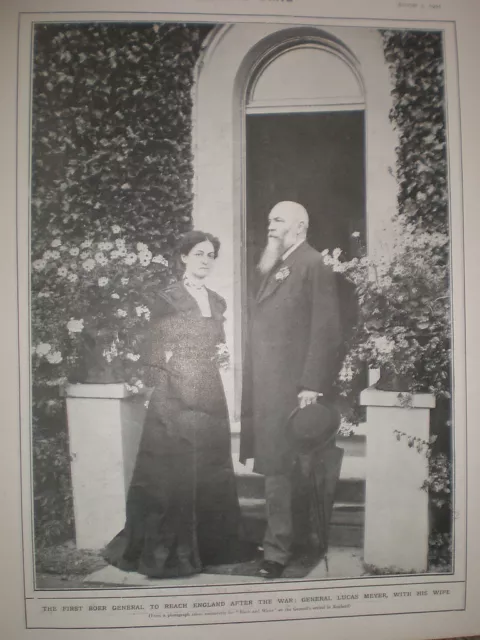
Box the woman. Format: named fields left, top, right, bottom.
left=103, top=231, right=248, bottom=578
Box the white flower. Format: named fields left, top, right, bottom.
left=124, top=253, right=137, bottom=265
left=111, top=225, right=121, bottom=234
left=117, top=246, right=127, bottom=257
left=45, top=376, right=68, bottom=387
left=121, top=277, right=129, bottom=285
left=57, top=267, right=68, bottom=277
left=332, top=247, right=342, bottom=260
left=332, top=261, right=347, bottom=274
left=373, top=336, right=395, bottom=355
left=67, top=273, right=78, bottom=283
left=95, top=251, right=108, bottom=265
left=126, top=353, right=141, bottom=362
left=135, top=380, right=144, bottom=389
left=339, top=362, right=354, bottom=382
left=115, top=238, right=126, bottom=248
left=125, top=383, right=139, bottom=394
left=80, top=251, right=90, bottom=259
left=115, top=309, right=128, bottom=318
left=82, top=258, right=96, bottom=271
left=393, top=265, right=407, bottom=277
left=98, top=242, right=113, bottom=251
left=69, top=247, right=80, bottom=256
left=135, top=305, right=150, bottom=320
left=35, top=343, right=52, bottom=356
left=80, top=239, right=93, bottom=249
left=138, top=250, right=152, bottom=266
left=46, top=350, right=62, bottom=364
left=42, top=250, right=53, bottom=260
left=32, top=259, right=47, bottom=271
left=98, top=277, right=109, bottom=287
left=37, top=291, right=50, bottom=298
left=50, top=250, right=60, bottom=260
left=51, top=239, right=62, bottom=247
left=275, top=266, right=290, bottom=282
left=102, top=341, right=119, bottom=363
left=351, top=231, right=361, bottom=238
left=110, top=250, right=121, bottom=259
left=321, top=249, right=329, bottom=257
left=67, top=318, right=84, bottom=333
left=152, top=254, right=168, bottom=267
left=136, top=242, right=148, bottom=252
left=111, top=293, right=120, bottom=299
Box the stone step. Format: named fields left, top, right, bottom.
left=336, top=433, right=367, bottom=457
left=233, top=454, right=366, bottom=504
left=239, top=498, right=364, bottom=548
left=230, top=423, right=367, bottom=458
left=240, top=497, right=365, bottom=527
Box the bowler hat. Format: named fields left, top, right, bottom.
left=288, top=400, right=340, bottom=447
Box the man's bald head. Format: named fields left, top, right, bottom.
left=269, top=201, right=309, bottom=233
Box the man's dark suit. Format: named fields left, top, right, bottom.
left=240, top=241, right=342, bottom=564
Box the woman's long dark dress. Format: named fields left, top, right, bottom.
left=103, top=282, right=243, bottom=578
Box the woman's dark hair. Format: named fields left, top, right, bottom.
left=177, top=230, right=220, bottom=259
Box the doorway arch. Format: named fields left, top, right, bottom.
left=192, top=23, right=397, bottom=420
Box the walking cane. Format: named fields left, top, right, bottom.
left=309, top=430, right=337, bottom=576
left=287, top=404, right=341, bottom=577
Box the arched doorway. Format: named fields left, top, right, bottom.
left=192, top=24, right=397, bottom=420
left=244, top=43, right=366, bottom=394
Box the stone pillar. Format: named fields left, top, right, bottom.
left=360, top=388, right=435, bottom=572
left=65, top=383, right=147, bottom=550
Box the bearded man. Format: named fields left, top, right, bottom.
left=240, top=200, right=342, bottom=579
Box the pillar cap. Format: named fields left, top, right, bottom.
left=360, top=387, right=436, bottom=409
left=64, top=383, right=145, bottom=399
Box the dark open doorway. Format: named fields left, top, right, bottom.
left=245, top=110, right=366, bottom=388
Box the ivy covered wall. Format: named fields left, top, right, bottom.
left=31, top=22, right=214, bottom=547
left=382, top=30, right=448, bottom=235
left=32, top=22, right=214, bottom=253
left=382, top=30, right=452, bottom=564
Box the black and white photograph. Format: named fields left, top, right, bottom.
left=13, top=6, right=470, bottom=630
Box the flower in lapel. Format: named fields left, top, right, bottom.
left=275, top=266, right=291, bottom=282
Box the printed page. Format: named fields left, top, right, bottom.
left=1, top=0, right=480, bottom=638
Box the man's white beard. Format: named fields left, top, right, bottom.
left=257, top=237, right=285, bottom=275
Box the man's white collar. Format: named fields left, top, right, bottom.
left=282, top=239, right=305, bottom=261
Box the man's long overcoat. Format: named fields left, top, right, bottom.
left=240, top=242, right=342, bottom=476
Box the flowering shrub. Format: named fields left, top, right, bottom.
left=29, top=23, right=213, bottom=548
left=31, top=224, right=172, bottom=398
left=324, top=218, right=451, bottom=423
left=32, top=415, right=74, bottom=547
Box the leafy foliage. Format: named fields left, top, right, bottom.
left=382, top=30, right=448, bottom=236
left=31, top=227, right=170, bottom=389
left=327, top=220, right=450, bottom=424
left=32, top=413, right=74, bottom=547
left=32, top=22, right=212, bottom=249
left=31, top=22, right=213, bottom=547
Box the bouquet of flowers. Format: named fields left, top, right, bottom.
left=323, top=217, right=451, bottom=422
left=31, top=224, right=172, bottom=396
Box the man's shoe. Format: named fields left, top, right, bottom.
left=257, top=560, right=285, bottom=579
